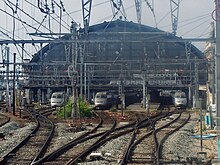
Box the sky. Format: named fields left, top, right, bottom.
left=0, top=0, right=216, bottom=62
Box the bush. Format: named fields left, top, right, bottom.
left=78, top=97, right=93, bottom=118
left=56, top=97, right=93, bottom=118
left=56, top=100, right=72, bottom=118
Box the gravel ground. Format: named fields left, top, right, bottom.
left=162, top=121, right=196, bottom=162
left=45, top=123, right=89, bottom=154
left=0, top=121, right=36, bottom=157
left=162, top=113, right=217, bottom=164
left=0, top=111, right=217, bottom=165
left=77, top=133, right=133, bottom=165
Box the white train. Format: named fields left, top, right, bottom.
left=172, top=91, right=187, bottom=108
left=51, top=92, right=65, bottom=107
left=94, top=92, right=119, bottom=109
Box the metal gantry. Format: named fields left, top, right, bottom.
left=110, top=0, right=126, bottom=20
left=170, top=0, right=180, bottom=35
left=82, top=0, right=93, bottom=34
left=134, top=0, right=142, bottom=24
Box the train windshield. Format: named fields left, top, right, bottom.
left=96, top=94, right=107, bottom=98
left=175, top=94, right=186, bottom=98
left=52, top=94, right=63, bottom=98
left=56, top=94, right=63, bottom=98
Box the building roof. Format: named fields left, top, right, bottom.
left=31, top=19, right=203, bottom=63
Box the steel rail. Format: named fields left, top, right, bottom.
left=154, top=112, right=182, bottom=165
left=120, top=113, right=169, bottom=165
left=30, top=114, right=55, bottom=164
left=0, top=108, right=54, bottom=164
left=0, top=113, right=10, bottom=127
left=68, top=112, right=169, bottom=164
left=65, top=119, right=118, bottom=164
left=120, top=102, right=172, bottom=165
left=156, top=111, right=191, bottom=165
left=32, top=111, right=104, bottom=164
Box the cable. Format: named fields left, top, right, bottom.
left=5, top=0, right=39, bottom=52
left=0, top=7, right=43, bottom=33
left=24, top=0, right=70, bottom=32
left=0, top=29, right=33, bottom=59
left=180, top=17, right=211, bottom=37
left=197, top=25, right=211, bottom=38
left=178, top=14, right=211, bottom=30
left=157, top=0, right=183, bottom=26
left=5, top=0, right=56, bottom=35
left=160, top=13, right=210, bottom=29
left=4, top=0, right=16, bottom=40
left=144, top=0, right=157, bottom=27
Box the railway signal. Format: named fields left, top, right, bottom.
left=68, top=65, right=78, bottom=84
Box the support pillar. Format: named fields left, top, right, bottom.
left=188, top=86, right=192, bottom=107
left=5, top=47, right=10, bottom=112
left=42, top=90, right=45, bottom=105
left=215, top=0, right=220, bottom=160
left=142, top=75, right=146, bottom=109
left=84, top=63, right=87, bottom=100
left=13, top=53, right=16, bottom=115
left=37, top=89, right=41, bottom=104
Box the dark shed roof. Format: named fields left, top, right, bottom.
left=31, top=20, right=203, bottom=63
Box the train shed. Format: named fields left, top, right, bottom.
left=21, top=19, right=207, bottom=105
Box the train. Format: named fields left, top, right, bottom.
left=51, top=92, right=65, bottom=107
left=172, top=91, right=187, bottom=108
left=94, top=92, right=120, bottom=109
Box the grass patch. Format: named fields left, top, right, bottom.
left=56, top=97, right=93, bottom=119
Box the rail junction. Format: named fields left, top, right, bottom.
left=0, top=0, right=219, bottom=164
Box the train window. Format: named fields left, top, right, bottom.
left=96, top=94, right=107, bottom=98
left=57, top=94, right=63, bottom=98
left=52, top=95, right=57, bottom=98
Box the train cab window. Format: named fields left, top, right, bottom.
left=96, top=94, right=107, bottom=98
left=57, top=94, right=63, bottom=98
left=52, top=95, right=57, bottom=98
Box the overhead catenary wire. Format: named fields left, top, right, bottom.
left=157, top=0, right=183, bottom=27
left=0, top=7, right=44, bottom=34
left=4, top=0, right=16, bottom=40
left=5, top=0, right=56, bottom=36
left=178, top=14, right=211, bottom=31
left=180, top=17, right=211, bottom=37
left=3, top=0, right=26, bottom=60
left=24, top=0, right=70, bottom=32
left=0, top=28, right=34, bottom=59
left=160, top=13, right=211, bottom=29
left=5, top=0, right=39, bottom=53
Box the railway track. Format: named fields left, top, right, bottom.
left=0, top=101, right=6, bottom=111
left=156, top=111, right=191, bottom=164
left=0, top=100, right=192, bottom=165
left=33, top=111, right=120, bottom=164
left=65, top=111, right=168, bottom=164
left=0, top=113, right=10, bottom=127
left=120, top=111, right=170, bottom=165
left=1, top=108, right=55, bottom=164
left=121, top=109, right=190, bottom=165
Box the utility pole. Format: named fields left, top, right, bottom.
left=142, top=74, right=146, bottom=109
left=80, top=45, right=84, bottom=98
left=194, top=59, right=199, bottom=108
left=70, top=21, right=78, bottom=119
left=13, top=53, right=16, bottom=116
left=5, top=47, right=10, bottom=112
left=215, top=0, right=220, bottom=160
